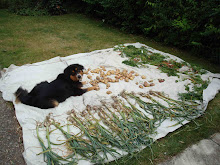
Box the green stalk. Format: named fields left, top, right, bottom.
left=70, top=114, right=119, bottom=162
left=36, top=124, right=74, bottom=164
left=85, top=110, right=123, bottom=149
left=52, top=121, right=93, bottom=160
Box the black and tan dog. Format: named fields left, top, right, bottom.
left=15, top=64, right=96, bottom=109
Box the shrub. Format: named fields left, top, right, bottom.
left=68, top=0, right=220, bottom=63
left=0, top=0, right=8, bottom=9
left=8, top=0, right=66, bottom=16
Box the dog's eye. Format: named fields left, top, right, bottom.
left=71, top=71, right=76, bottom=75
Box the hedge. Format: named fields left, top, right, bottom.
left=72, top=0, right=219, bottom=63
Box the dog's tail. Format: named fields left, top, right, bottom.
left=15, top=87, right=30, bottom=104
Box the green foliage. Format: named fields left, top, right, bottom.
left=0, top=0, right=8, bottom=9
left=157, top=59, right=184, bottom=76
left=158, top=64, right=179, bottom=77
left=115, top=45, right=210, bottom=101
left=115, top=45, right=182, bottom=76
left=191, top=65, right=207, bottom=75
left=122, top=60, right=138, bottom=67
left=67, top=0, right=219, bottom=63
left=179, top=81, right=209, bottom=101
left=177, top=63, right=209, bottom=102
left=178, top=74, right=209, bottom=101
left=8, top=0, right=66, bottom=16
left=143, top=53, right=166, bottom=65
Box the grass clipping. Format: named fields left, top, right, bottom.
left=36, top=90, right=203, bottom=164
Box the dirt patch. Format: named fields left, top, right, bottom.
left=0, top=92, right=25, bottom=165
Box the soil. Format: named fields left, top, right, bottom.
left=0, top=92, right=25, bottom=165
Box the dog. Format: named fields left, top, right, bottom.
left=15, top=64, right=96, bottom=109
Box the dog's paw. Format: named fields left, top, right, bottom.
left=94, top=85, right=100, bottom=91
left=82, top=81, right=87, bottom=85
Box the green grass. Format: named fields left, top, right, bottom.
left=0, top=9, right=220, bottom=164
left=1, top=9, right=220, bottom=73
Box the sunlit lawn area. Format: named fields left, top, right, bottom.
left=0, top=9, right=219, bottom=164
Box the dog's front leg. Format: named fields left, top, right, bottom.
left=74, top=85, right=99, bottom=96
left=83, top=85, right=98, bottom=92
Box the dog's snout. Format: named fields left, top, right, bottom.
left=77, top=75, right=81, bottom=79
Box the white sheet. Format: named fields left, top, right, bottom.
left=0, top=43, right=219, bottom=165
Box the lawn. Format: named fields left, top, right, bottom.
left=0, top=9, right=220, bottom=164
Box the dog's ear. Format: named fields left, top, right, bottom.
left=74, top=64, right=84, bottom=71
left=79, top=65, right=84, bottom=71
left=64, top=64, right=84, bottom=76
left=64, top=66, right=73, bottom=77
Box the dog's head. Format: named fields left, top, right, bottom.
left=64, top=64, right=84, bottom=82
